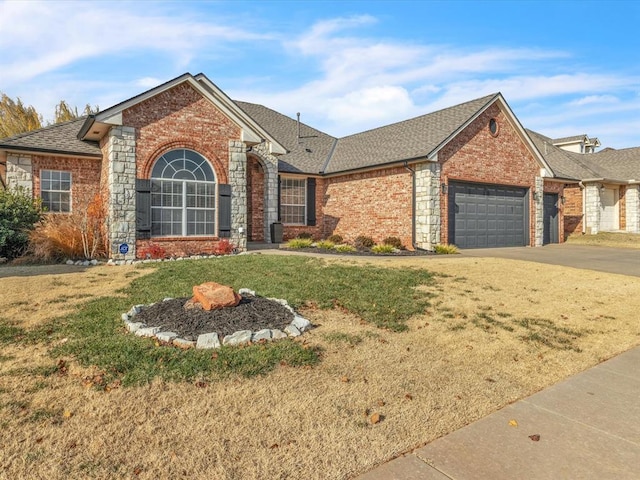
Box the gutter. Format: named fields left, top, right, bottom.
left=578, top=181, right=586, bottom=234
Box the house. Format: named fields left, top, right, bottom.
left=0, top=72, right=638, bottom=259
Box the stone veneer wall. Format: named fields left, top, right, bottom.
left=414, top=162, right=441, bottom=250
left=250, top=144, right=279, bottom=243
left=534, top=176, right=544, bottom=246
left=106, top=126, right=137, bottom=260
left=625, top=185, right=640, bottom=233
left=5, top=154, right=33, bottom=193
left=584, top=184, right=601, bottom=234
left=228, top=141, right=247, bottom=251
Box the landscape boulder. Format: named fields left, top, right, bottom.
left=192, top=282, right=241, bottom=311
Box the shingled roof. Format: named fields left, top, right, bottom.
left=236, top=93, right=500, bottom=175
left=0, top=118, right=101, bottom=157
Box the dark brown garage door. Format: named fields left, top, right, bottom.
left=448, top=182, right=529, bottom=248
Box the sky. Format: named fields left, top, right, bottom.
left=1, top=0, right=639, bottom=149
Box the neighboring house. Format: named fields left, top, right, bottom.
left=0, top=73, right=638, bottom=259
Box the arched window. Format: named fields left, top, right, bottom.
left=150, top=149, right=216, bottom=236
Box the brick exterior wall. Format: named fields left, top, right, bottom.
left=563, top=184, right=583, bottom=237
left=438, top=104, right=540, bottom=246
left=124, top=83, right=239, bottom=184
left=247, top=156, right=265, bottom=241
left=320, top=167, right=413, bottom=248
left=31, top=155, right=102, bottom=212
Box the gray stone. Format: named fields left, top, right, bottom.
left=82, top=260, right=90, bottom=267
left=196, top=332, right=221, bottom=349
left=127, top=305, right=143, bottom=317
left=271, top=329, right=288, bottom=339
left=173, top=338, right=196, bottom=349
left=66, top=259, right=74, bottom=265
left=292, top=315, right=312, bottom=332
left=238, top=288, right=256, bottom=296
left=125, top=321, right=145, bottom=333
left=135, top=326, right=161, bottom=337
left=90, top=259, right=98, bottom=266
left=223, top=330, right=252, bottom=346
left=252, top=329, right=272, bottom=342
left=156, top=331, right=179, bottom=343
left=284, top=324, right=301, bottom=337
left=163, top=297, right=173, bottom=302
left=121, top=313, right=130, bottom=322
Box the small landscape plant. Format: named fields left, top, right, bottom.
left=327, top=234, right=343, bottom=243
left=139, top=243, right=168, bottom=259
left=296, top=232, right=313, bottom=240
left=0, top=187, right=43, bottom=260
left=334, top=244, right=356, bottom=253
left=213, top=239, right=234, bottom=255
left=286, top=238, right=314, bottom=249
left=371, top=243, right=396, bottom=254
left=354, top=235, right=375, bottom=250
left=434, top=244, right=459, bottom=254
left=315, top=240, right=335, bottom=249
left=382, top=236, right=403, bottom=249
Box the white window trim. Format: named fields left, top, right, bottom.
left=40, top=169, right=72, bottom=213
left=280, top=176, right=307, bottom=226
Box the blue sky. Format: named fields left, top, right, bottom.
left=1, top=0, right=639, bottom=148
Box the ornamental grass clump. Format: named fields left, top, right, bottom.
left=434, top=244, right=459, bottom=254
left=371, top=244, right=396, bottom=254
left=315, top=240, right=335, bottom=250
left=286, top=238, right=314, bottom=249
left=334, top=244, right=356, bottom=253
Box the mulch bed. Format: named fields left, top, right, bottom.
left=134, top=295, right=294, bottom=341
left=280, top=247, right=433, bottom=256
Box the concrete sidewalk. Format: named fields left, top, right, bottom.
left=356, top=346, right=640, bottom=480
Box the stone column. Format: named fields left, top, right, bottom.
left=414, top=162, right=441, bottom=250
left=625, top=185, right=640, bottom=233
left=584, top=184, right=601, bottom=234
left=252, top=143, right=279, bottom=243
left=6, top=154, right=33, bottom=194
left=228, top=141, right=247, bottom=251
left=534, top=176, right=544, bottom=246
left=106, top=126, right=137, bottom=260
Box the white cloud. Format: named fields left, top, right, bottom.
left=569, top=95, right=620, bottom=106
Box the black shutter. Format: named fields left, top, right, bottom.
left=306, top=177, right=316, bottom=226
left=218, top=184, right=232, bottom=238
left=136, top=179, right=151, bottom=239
left=277, top=175, right=281, bottom=221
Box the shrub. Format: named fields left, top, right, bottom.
left=354, top=235, right=375, bottom=250
left=0, top=187, right=43, bottom=260
left=371, top=244, right=396, bottom=254
left=327, top=234, right=343, bottom=244
left=334, top=244, right=356, bottom=253
left=382, top=236, right=403, bottom=249
left=315, top=240, right=335, bottom=250
left=296, top=232, right=313, bottom=240
left=286, top=238, right=314, bottom=249
left=213, top=239, right=235, bottom=255
left=434, top=244, right=459, bottom=254
left=28, top=193, right=105, bottom=261
left=138, top=243, right=168, bottom=259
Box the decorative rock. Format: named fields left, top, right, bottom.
left=252, top=329, right=272, bottom=342
left=135, top=326, right=161, bottom=337
left=196, top=332, right=221, bottom=349
left=90, top=259, right=98, bottom=266
left=121, top=313, right=130, bottom=322
left=66, top=259, right=74, bottom=265
left=223, top=330, right=252, bottom=346
left=173, top=338, right=196, bottom=349
left=156, top=331, right=178, bottom=343
left=125, top=321, right=145, bottom=333
left=238, top=288, right=256, bottom=296
left=162, top=297, right=173, bottom=302
left=292, top=315, right=312, bottom=332
left=271, top=329, right=288, bottom=340
left=192, top=282, right=241, bottom=311
left=127, top=305, right=143, bottom=317
left=285, top=324, right=301, bottom=337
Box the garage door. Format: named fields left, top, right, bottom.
left=448, top=182, right=529, bottom=248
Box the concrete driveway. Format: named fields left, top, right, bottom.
left=461, top=244, right=640, bottom=277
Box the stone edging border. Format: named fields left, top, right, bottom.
left=121, top=288, right=312, bottom=349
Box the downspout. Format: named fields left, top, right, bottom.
left=403, top=162, right=416, bottom=249
left=579, top=181, right=586, bottom=234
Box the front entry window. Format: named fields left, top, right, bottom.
left=150, top=149, right=216, bottom=236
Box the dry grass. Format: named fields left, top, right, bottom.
left=566, top=231, right=640, bottom=249
left=0, top=255, right=639, bottom=479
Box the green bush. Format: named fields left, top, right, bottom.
left=434, top=244, right=459, bottom=254
left=334, top=244, right=356, bottom=253
left=315, top=240, right=335, bottom=250
left=0, top=187, right=43, bottom=260
left=382, top=236, right=403, bottom=249
left=372, top=244, right=396, bottom=254
left=286, top=238, right=314, bottom=249
left=354, top=235, right=374, bottom=250
left=327, top=234, right=343, bottom=244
